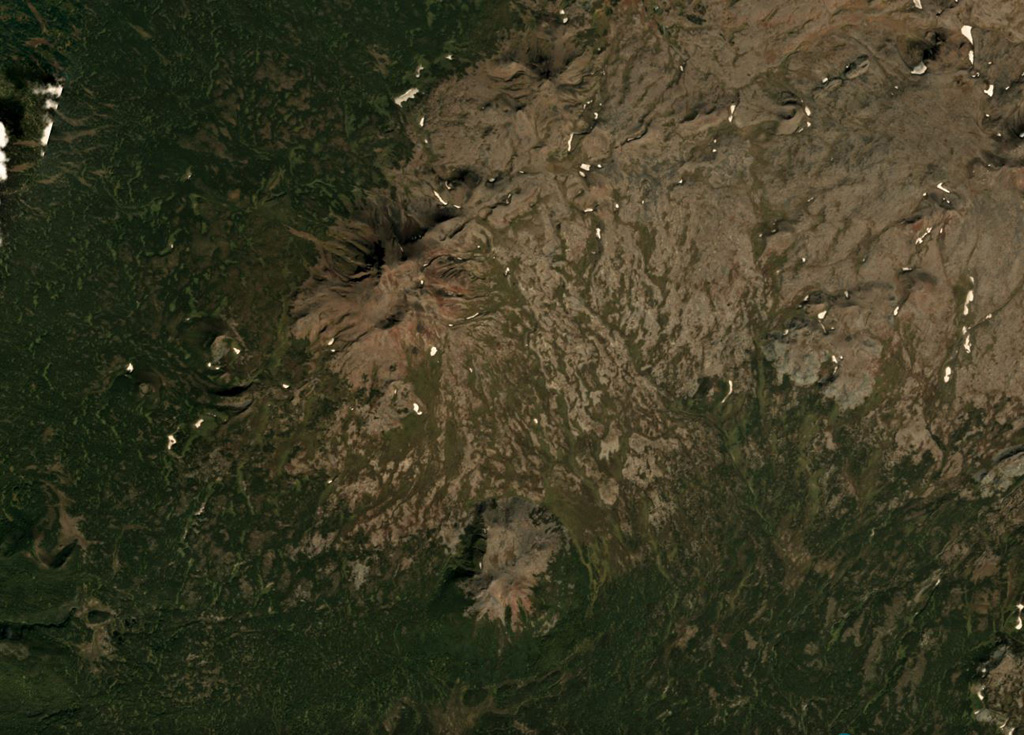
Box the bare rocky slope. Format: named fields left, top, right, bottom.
left=264, top=0, right=1024, bottom=729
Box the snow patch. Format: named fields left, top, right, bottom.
left=394, top=88, right=419, bottom=106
